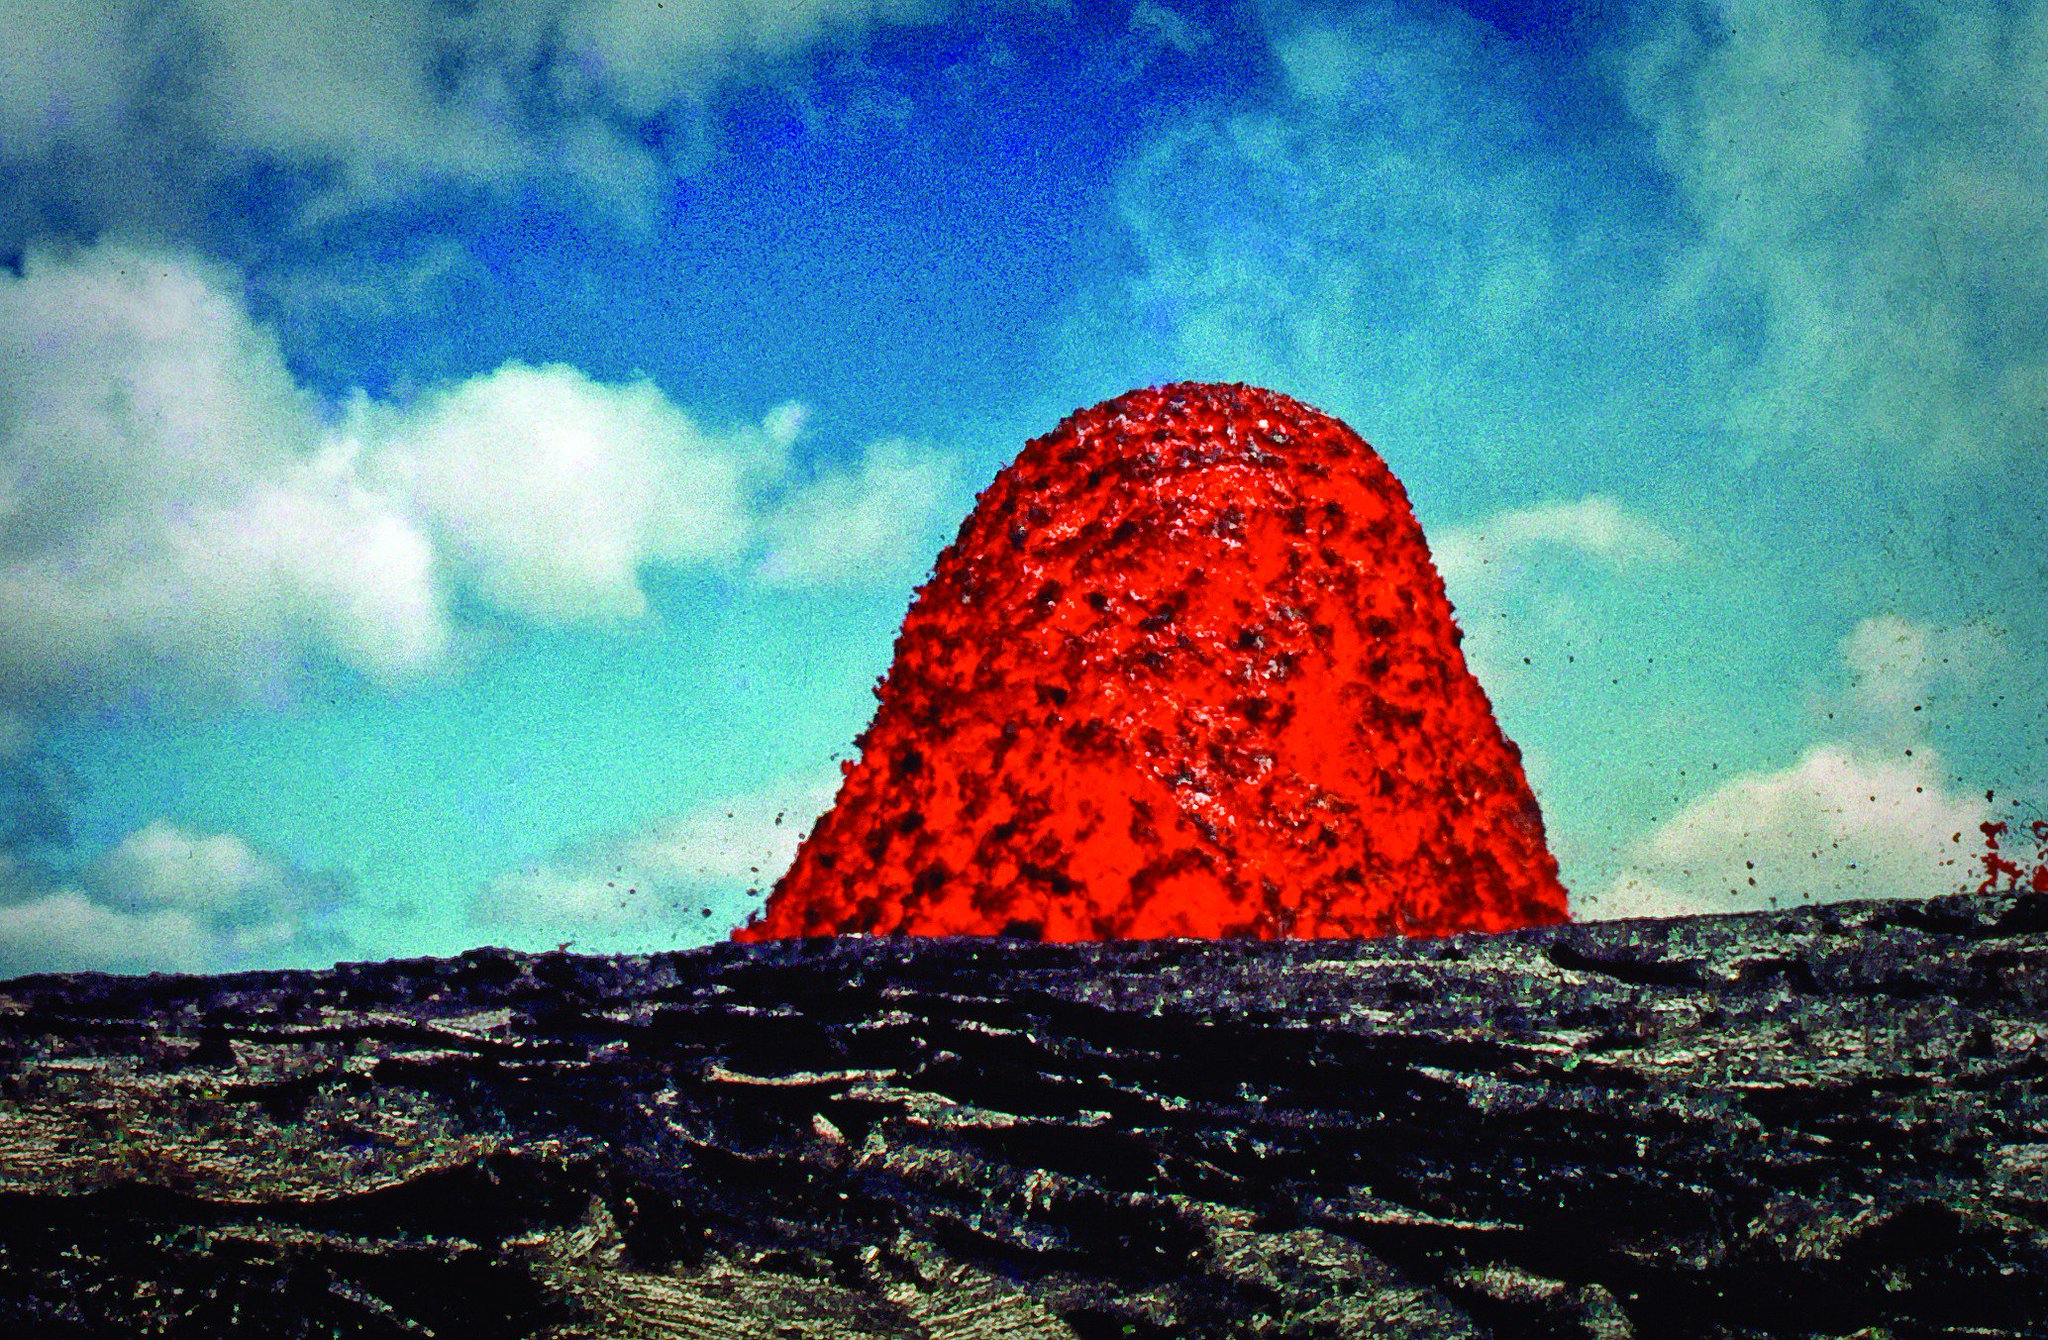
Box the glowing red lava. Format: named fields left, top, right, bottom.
left=1978, top=820, right=2048, bottom=895
left=736, top=383, right=1569, bottom=941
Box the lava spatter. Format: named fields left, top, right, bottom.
left=736, top=383, right=1568, bottom=941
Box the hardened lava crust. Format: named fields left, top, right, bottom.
left=4, top=892, right=2048, bottom=1336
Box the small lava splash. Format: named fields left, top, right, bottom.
left=736, top=383, right=1569, bottom=941
left=1978, top=819, right=2048, bottom=894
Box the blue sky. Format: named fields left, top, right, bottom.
left=1, top=0, right=2042, bottom=975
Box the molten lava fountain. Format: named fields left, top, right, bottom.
left=737, top=383, right=1568, bottom=941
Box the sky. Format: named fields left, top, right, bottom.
left=1, top=0, right=2043, bottom=976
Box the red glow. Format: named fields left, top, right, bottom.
left=1977, top=820, right=2048, bottom=895
left=736, top=383, right=1569, bottom=941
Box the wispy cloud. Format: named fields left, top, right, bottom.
left=1056, top=0, right=2047, bottom=916
left=1582, top=613, right=2003, bottom=921
left=0, top=0, right=967, bottom=236
left=755, top=437, right=958, bottom=587
left=1618, top=0, right=2048, bottom=474
left=1066, top=0, right=1660, bottom=491
left=1074, top=0, right=2048, bottom=518
left=1128, top=2, right=1207, bottom=58
left=472, top=773, right=838, bottom=950
left=1433, top=496, right=1682, bottom=593
left=1583, top=742, right=1988, bottom=921
left=1839, top=614, right=2002, bottom=721
left=0, top=820, right=351, bottom=977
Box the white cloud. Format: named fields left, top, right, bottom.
left=359, top=365, right=800, bottom=622
left=1062, top=3, right=2046, bottom=924
left=755, top=436, right=957, bottom=587
left=1839, top=614, right=2001, bottom=717
left=0, top=821, right=348, bottom=977
left=0, top=243, right=450, bottom=704
left=90, top=819, right=311, bottom=924
left=1583, top=743, right=1989, bottom=921
left=1079, top=0, right=2048, bottom=487
left=0, top=241, right=937, bottom=712
left=0, top=884, right=216, bottom=978
left=1617, top=0, right=2048, bottom=472
left=473, top=773, right=838, bottom=949
left=1270, top=17, right=1380, bottom=103
left=0, top=0, right=961, bottom=232
left=560, top=0, right=946, bottom=119
left=1066, top=1, right=1667, bottom=498
left=1430, top=496, right=1684, bottom=706
left=1582, top=599, right=2017, bottom=922
left=1434, top=495, right=1682, bottom=592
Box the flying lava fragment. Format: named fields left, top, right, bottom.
left=736, top=383, right=1569, bottom=941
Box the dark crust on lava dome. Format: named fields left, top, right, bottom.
left=745, top=383, right=1568, bottom=942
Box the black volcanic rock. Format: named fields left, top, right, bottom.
left=2, top=893, right=2047, bottom=1337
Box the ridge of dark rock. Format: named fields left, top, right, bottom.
left=2, top=892, right=2045, bottom=1337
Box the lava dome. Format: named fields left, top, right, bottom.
left=736, top=383, right=1568, bottom=941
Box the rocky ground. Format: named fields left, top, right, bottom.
left=1, top=891, right=2045, bottom=1337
